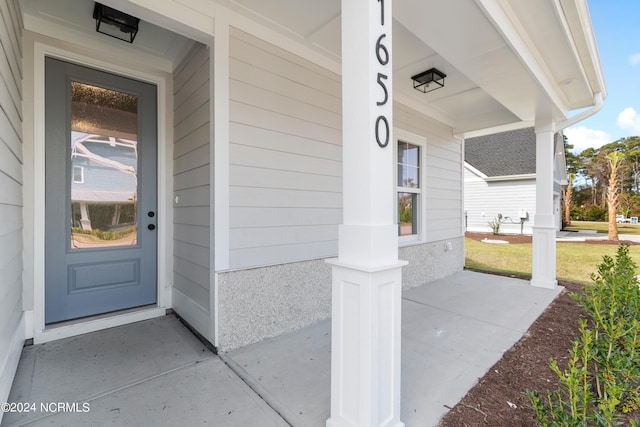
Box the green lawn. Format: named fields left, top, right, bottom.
left=465, top=238, right=640, bottom=283
left=564, top=220, right=640, bottom=235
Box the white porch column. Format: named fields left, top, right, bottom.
left=531, top=124, right=558, bottom=289
left=327, top=0, right=406, bottom=426
left=79, top=202, right=92, bottom=230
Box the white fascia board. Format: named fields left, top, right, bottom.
left=464, top=162, right=488, bottom=179
left=458, top=120, right=533, bottom=139
left=474, top=0, right=570, bottom=119
left=464, top=161, right=536, bottom=182
left=485, top=173, right=536, bottom=182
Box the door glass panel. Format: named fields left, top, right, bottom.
left=70, top=81, right=139, bottom=249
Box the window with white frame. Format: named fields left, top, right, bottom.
left=73, top=165, right=84, bottom=184
left=397, top=140, right=420, bottom=238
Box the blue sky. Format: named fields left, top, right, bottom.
left=564, top=0, right=640, bottom=153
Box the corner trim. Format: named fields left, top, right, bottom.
left=172, top=287, right=211, bottom=343
left=0, top=313, right=26, bottom=425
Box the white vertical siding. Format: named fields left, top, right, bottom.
left=395, top=104, right=463, bottom=242
left=173, top=44, right=211, bottom=312
left=0, top=0, right=23, bottom=415
left=464, top=167, right=537, bottom=234
left=228, top=28, right=342, bottom=269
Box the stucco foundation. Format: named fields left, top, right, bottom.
left=216, top=237, right=465, bottom=351
left=400, top=236, right=465, bottom=289
left=216, top=259, right=332, bottom=351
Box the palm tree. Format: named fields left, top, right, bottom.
left=563, top=173, right=574, bottom=227
left=606, top=151, right=624, bottom=240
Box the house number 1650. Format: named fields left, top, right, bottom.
left=375, top=0, right=389, bottom=148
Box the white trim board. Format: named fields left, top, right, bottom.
left=34, top=307, right=166, bottom=345
left=0, top=313, right=25, bottom=425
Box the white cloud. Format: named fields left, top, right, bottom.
left=564, top=126, right=611, bottom=153
left=630, top=53, right=640, bottom=66
left=617, top=107, right=640, bottom=134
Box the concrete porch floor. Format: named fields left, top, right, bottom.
left=3, top=271, right=562, bottom=427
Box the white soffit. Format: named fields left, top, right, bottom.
left=23, top=0, right=601, bottom=134
left=20, top=0, right=196, bottom=71
left=394, top=0, right=543, bottom=124
left=507, top=0, right=593, bottom=110
left=230, top=0, right=518, bottom=132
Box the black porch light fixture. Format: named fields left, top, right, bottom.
left=411, top=68, right=446, bottom=93
left=93, top=3, right=140, bottom=43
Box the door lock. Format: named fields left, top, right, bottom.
left=148, top=224, right=156, bottom=230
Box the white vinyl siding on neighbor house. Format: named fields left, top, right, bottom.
left=0, top=0, right=23, bottom=415
left=464, top=167, right=536, bottom=234
left=227, top=28, right=342, bottom=269
left=173, top=44, right=211, bottom=317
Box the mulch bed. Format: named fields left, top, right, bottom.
left=437, top=278, right=582, bottom=426
left=436, top=232, right=639, bottom=426
left=466, top=231, right=640, bottom=245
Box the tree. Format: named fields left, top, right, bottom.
left=578, top=147, right=607, bottom=206
left=562, top=135, right=577, bottom=227
left=606, top=151, right=624, bottom=240
left=564, top=173, right=574, bottom=226
left=620, top=136, right=640, bottom=193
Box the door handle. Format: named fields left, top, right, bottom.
left=148, top=224, right=156, bottom=231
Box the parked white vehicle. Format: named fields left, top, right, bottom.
left=616, top=214, right=631, bottom=223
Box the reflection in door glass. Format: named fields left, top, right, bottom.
left=70, top=82, right=139, bottom=249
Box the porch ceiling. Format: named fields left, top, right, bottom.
left=19, top=0, right=197, bottom=72
left=225, top=0, right=604, bottom=134
left=21, top=0, right=605, bottom=135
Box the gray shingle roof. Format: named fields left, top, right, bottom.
left=464, top=127, right=536, bottom=177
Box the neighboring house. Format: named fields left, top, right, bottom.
left=464, top=127, right=567, bottom=235
left=71, top=134, right=138, bottom=234
left=0, top=0, right=605, bottom=423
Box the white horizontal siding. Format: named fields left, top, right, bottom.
left=174, top=123, right=208, bottom=158
left=230, top=187, right=341, bottom=209
left=0, top=0, right=22, bottom=414
left=464, top=166, right=536, bottom=234
left=174, top=164, right=208, bottom=191
left=172, top=44, right=211, bottom=311
left=226, top=30, right=463, bottom=268
left=174, top=224, right=209, bottom=247
left=228, top=29, right=342, bottom=269
left=230, top=224, right=338, bottom=249
left=395, top=104, right=463, bottom=243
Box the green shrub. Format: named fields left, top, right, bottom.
left=487, top=216, right=503, bottom=235
left=585, top=205, right=607, bottom=222
left=528, top=244, right=640, bottom=426
left=72, top=226, right=136, bottom=241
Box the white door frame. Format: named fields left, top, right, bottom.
left=26, top=40, right=173, bottom=344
